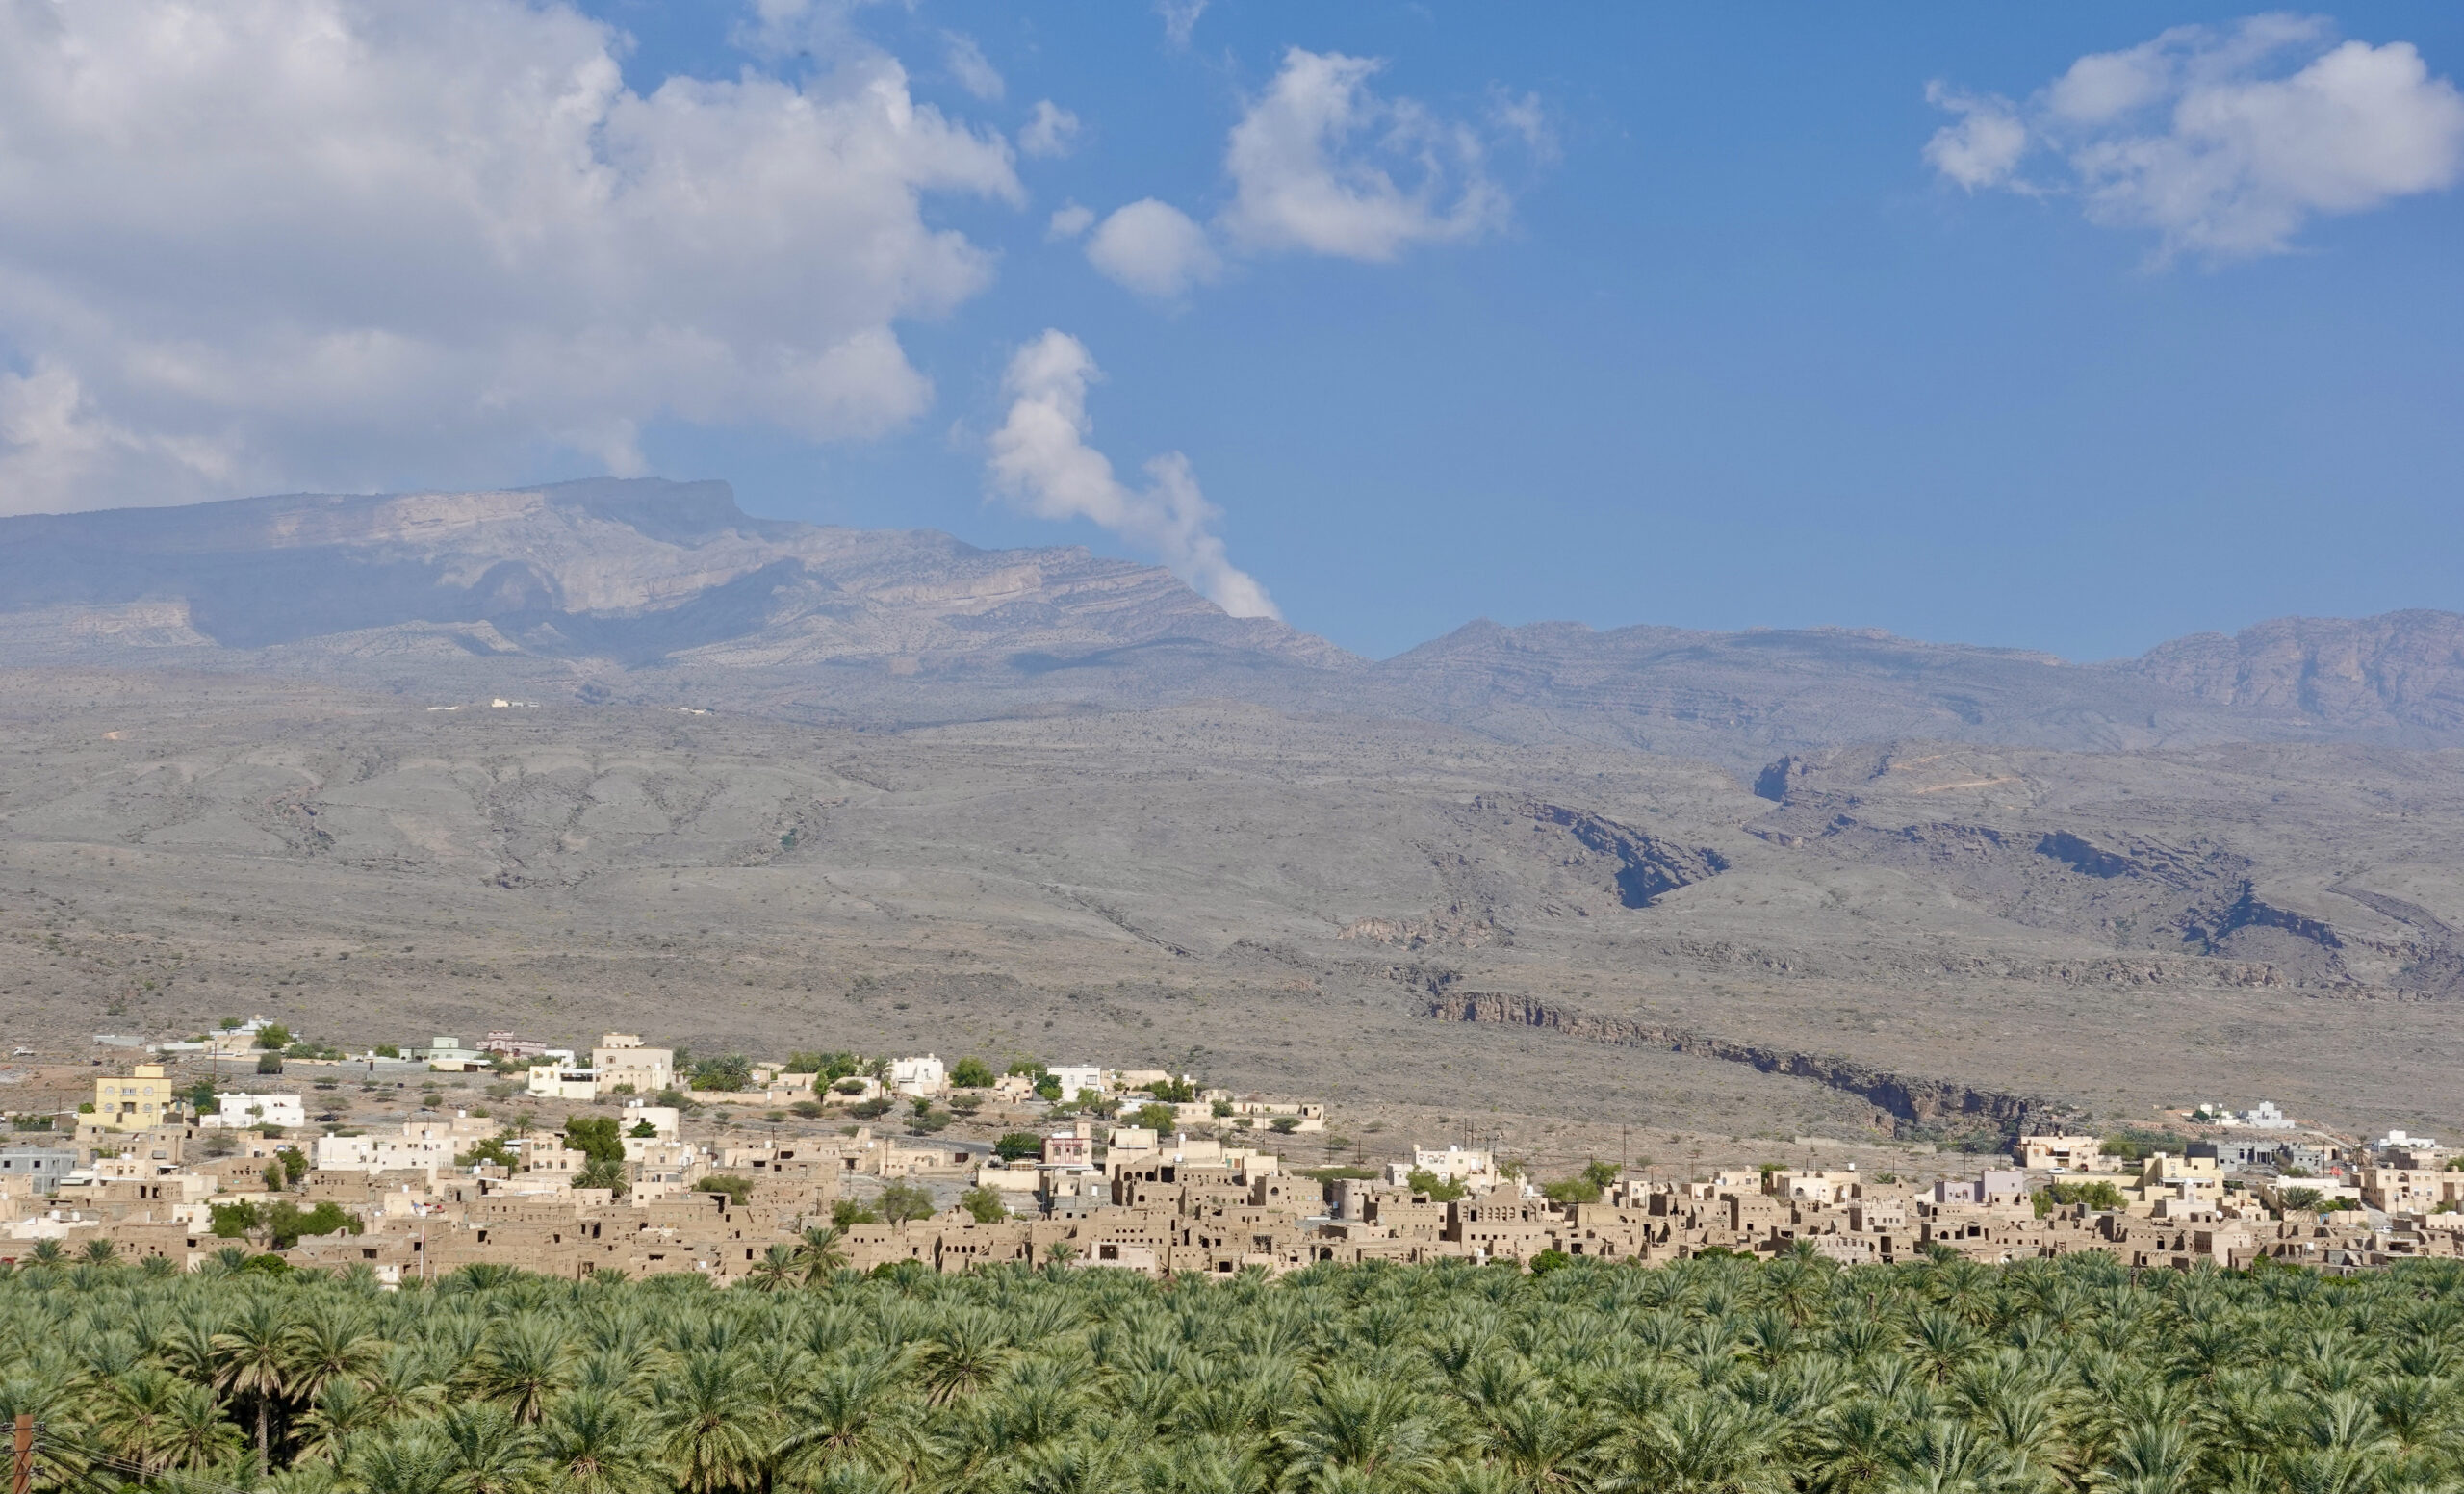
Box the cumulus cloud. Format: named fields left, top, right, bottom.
left=1220, top=47, right=1509, bottom=261
left=0, top=0, right=1022, bottom=515
left=988, top=331, right=1277, bottom=620
left=1021, top=99, right=1082, bottom=159
left=1156, top=0, right=1207, bottom=51
left=942, top=31, right=1004, bottom=102
left=1086, top=201, right=1223, bottom=298
left=1047, top=203, right=1097, bottom=241
left=1926, top=15, right=2464, bottom=260
left=1922, top=84, right=2029, bottom=191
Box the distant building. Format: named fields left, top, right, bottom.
left=889, top=1054, right=946, bottom=1098
left=1047, top=1065, right=1105, bottom=1102
left=425, top=1037, right=493, bottom=1072
left=2015, top=1134, right=2106, bottom=1172
left=205, top=1093, right=305, bottom=1130
left=93, top=1064, right=174, bottom=1131
left=2242, top=1101, right=2296, bottom=1130
left=1935, top=1170, right=2029, bottom=1206
left=0, top=1148, right=76, bottom=1196
left=593, top=1035, right=673, bottom=1095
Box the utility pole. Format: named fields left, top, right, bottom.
left=13, top=1411, right=33, bottom=1494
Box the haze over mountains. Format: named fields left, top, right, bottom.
left=5, top=477, right=2463, bottom=1150
left=1, top=477, right=2459, bottom=770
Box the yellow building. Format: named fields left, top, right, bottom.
left=94, top=1063, right=175, bottom=1131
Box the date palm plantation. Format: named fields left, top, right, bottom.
left=2, top=1250, right=2463, bottom=1493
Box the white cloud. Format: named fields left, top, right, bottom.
left=1046, top=203, right=1096, bottom=241
left=988, top=331, right=1277, bottom=620
left=1220, top=47, right=1509, bottom=261
left=1086, top=200, right=1222, bottom=298
left=1021, top=99, right=1082, bottom=159
left=0, top=0, right=1022, bottom=515
left=942, top=31, right=1004, bottom=102
left=1156, top=0, right=1206, bottom=51
left=1922, top=84, right=2028, bottom=191
left=1927, top=16, right=2464, bottom=260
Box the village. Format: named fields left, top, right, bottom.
left=5, top=1018, right=2461, bottom=1282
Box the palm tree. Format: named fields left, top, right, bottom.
left=793, top=1226, right=847, bottom=1286
left=652, top=1349, right=772, bottom=1494
left=212, top=1290, right=297, bottom=1464
left=540, top=1388, right=663, bottom=1494
left=1480, top=1391, right=1609, bottom=1487
left=1279, top=1368, right=1450, bottom=1490
left=470, top=1313, right=574, bottom=1424
left=1624, top=1393, right=1795, bottom=1494
left=288, top=1301, right=387, bottom=1408
left=918, top=1307, right=1015, bottom=1405
left=743, top=1245, right=797, bottom=1293
left=350, top=1427, right=461, bottom=1494
left=296, top=1378, right=388, bottom=1465
left=775, top=1356, right=918, bottom=1483
left=438, top=1399, right=544, bottom=1494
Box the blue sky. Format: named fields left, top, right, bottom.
left=1, top=2, right=2458, bottom=661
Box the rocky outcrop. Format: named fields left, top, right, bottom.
left=1424, top=990, right=2071, bottom=1136
left=2125, top=610, right=2464, bottom=735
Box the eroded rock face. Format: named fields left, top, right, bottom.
left=2128, top=610, right=2464, bottom=735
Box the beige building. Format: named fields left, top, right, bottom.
left=93, top=1064, right=175, bottom=1132
left=2016, top=1134, right=2107, bottom=1172
left=592, top=1034, right=673, bottom=1095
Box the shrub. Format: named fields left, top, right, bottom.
left=1406, top=1168, right=1466, bottom=1202
left=256, top=1054, right=284, bottom=1074
left=254, top=1024, right=293, bottom=1051
left=689, top=1055, right=754, bottom=1092
left=564, top=1116, right=624, bottom=1167
left=1269, top=1117, right=1300, bottom=1135
left=960, top=1187, right=1009, bottom=1223
left=700, top=1174, right=755, bottom=1206
left=851, top=1097, right=894, bottom=1120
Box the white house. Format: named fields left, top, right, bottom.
left=205, top=1093, right=306, bottom=1129
left=889, top=1054, right=946, bottom=1098
left=2243, top=1101, right=2297, bottom=1130
left=526, top=1063, right=600, bottom=1101
left=1048, top=1065, right=1105, bottom=1102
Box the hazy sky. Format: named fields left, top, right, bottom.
left=0, top=3, right=2458, bottom=660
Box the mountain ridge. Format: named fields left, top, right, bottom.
left=3, top=477, right=2461, bottom=765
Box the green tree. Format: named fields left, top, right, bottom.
left=959, top=1187, right=1011, bottom=1223
left=948, top=1057, right=997, bottom=1089
left=1131, top=1102, right=1177, bottom=1133
left=995, top=1131, right=1045, bottom=1162
left=876, top=1180, right=936, bottom=1224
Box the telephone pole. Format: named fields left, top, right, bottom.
left=13, top=1411, right=33, bottom=1494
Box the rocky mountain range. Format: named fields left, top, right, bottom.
left=2, top=477, right=2457, bottom=771
left=5, top=477, right=2463, bottom=1151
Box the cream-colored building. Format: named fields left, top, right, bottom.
left=2016, top=1134, right=2107, bottom=1172
left=592, top=1034, right=673, bottom=1095
left=93, top=1064, right=175, bottom=1132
